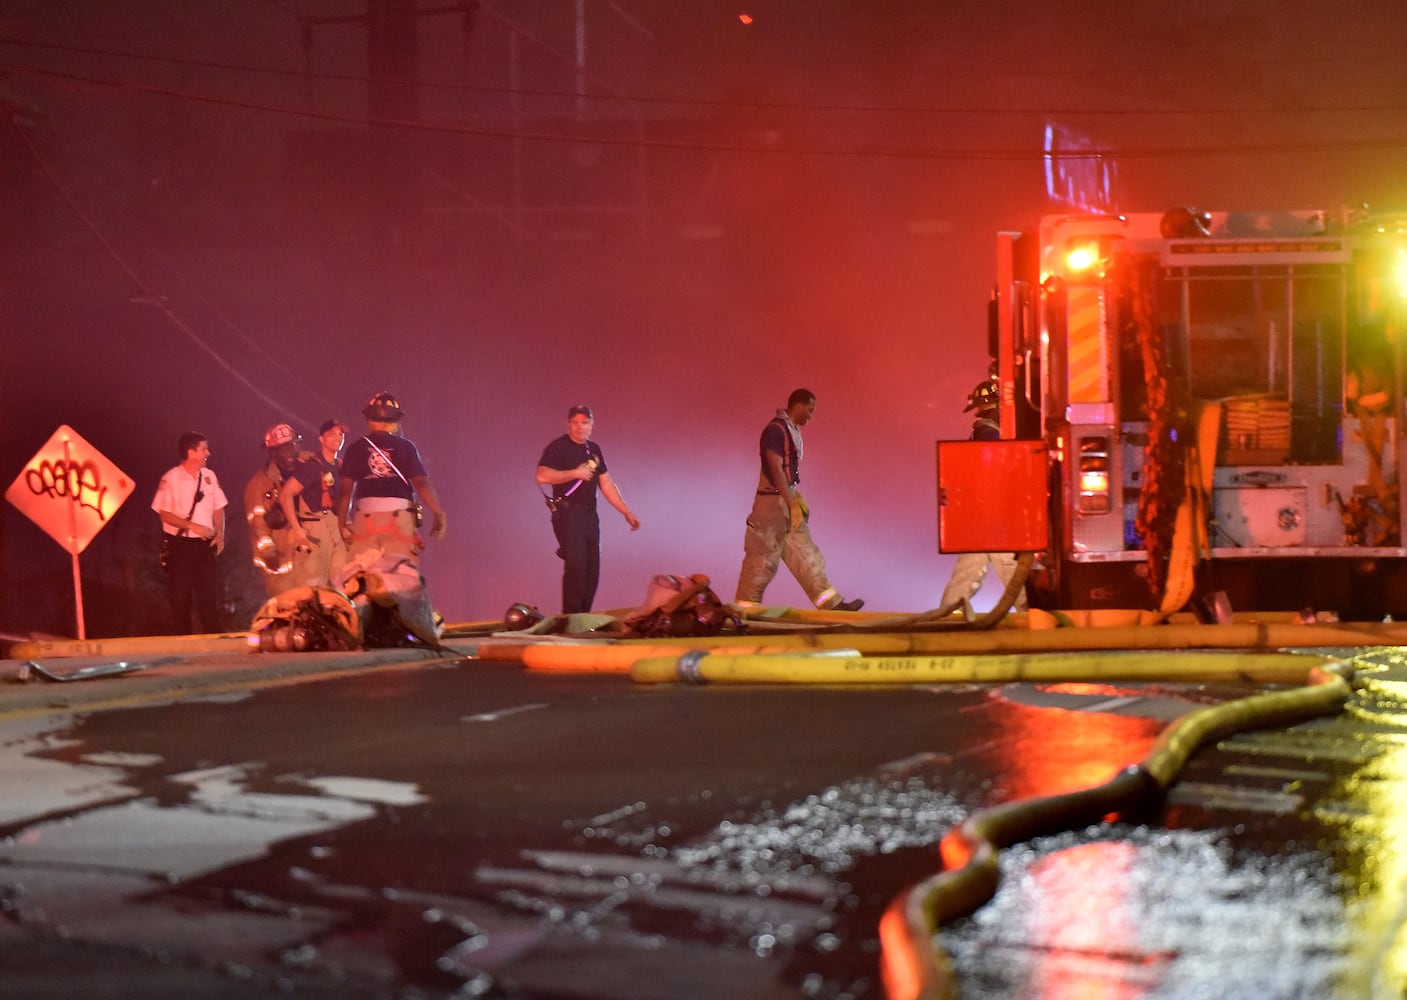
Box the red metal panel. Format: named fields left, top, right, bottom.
left=936, top=440, right=1049, bottom=553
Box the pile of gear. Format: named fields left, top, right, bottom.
left=250, top=554, right=445, bottom=653
left=497, top=573, right=743, bottom=640
left=249, top=391, right=446, bottom=654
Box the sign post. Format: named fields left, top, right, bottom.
left=5, top=425, right=135, bottom=639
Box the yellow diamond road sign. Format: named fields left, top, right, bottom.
left=6, top=425, right=135, bottom=555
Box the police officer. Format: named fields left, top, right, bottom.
left=939, top=378, right=1026, bottom=615
left=536, top=404, right=640, bottom=615
left=244, top=422, right=310, bottom=598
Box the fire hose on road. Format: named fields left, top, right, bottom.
left=627, top=647, right=1355, bottom=1000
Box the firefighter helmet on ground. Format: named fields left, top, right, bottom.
left=963, top=379, right=999, bottom=413
left=264, top=423, right=297, bottom=449
left=363, top=391, right=404, bottom=421
left=503, top=602, right=544, bottom=631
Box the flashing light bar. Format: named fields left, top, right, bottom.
left=1059, top=234, right=1124, bottom=278
left=1065, top=244, right=1098, bottom=273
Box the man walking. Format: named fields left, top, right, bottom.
left=536, top=404, right=640, bottom=614
left=734, top=388, right=863, bottom=612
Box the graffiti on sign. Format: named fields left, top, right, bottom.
left=24, top=458, right=111, bottom=521
left=5, top=425, right=135, bottom=555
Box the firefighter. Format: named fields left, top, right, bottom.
left=335, top=392, right=448, bottom=644
left=337, top=393, right=448, bottom=554
left=244, top=423, right=310, bottom=598
left=278, top=419, right=351, bottom=588
left=1347, top=351, right=1393, bottom=502
left=939, top=379, right=1027, bottom=617
left=734, top=388, right=864, bottom=613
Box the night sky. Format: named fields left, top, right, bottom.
left=3, top=2, right=1406, bottom=633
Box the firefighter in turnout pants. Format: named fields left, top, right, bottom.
left=278, top=419, right=351, bottom=588
left=939, top=378, right=1027, bottom=616
left=244, top=422, right=311, bottom=598
left=734, top=388, right=864, bottom=613
left=336, top=392, right=448, bottom=644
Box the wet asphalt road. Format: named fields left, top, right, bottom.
left=1, top=645, right=1405, bottom=999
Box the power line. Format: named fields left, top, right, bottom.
left=147, top=246, right=342, bottom=419
left=9, top=63, right=1407, bottom=161
left=10, top=117, right=322, bottom=429
left=4, top=35, right=1407, bottom=118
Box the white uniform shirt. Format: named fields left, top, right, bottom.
left=152, top=465, right=228, bottom=536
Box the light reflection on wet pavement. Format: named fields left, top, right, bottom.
left=937, top=647, right=1407, bottom=1000
left=0, top=648, right=1404, bottom=998
left=942, top=827, right=1346, bottom=999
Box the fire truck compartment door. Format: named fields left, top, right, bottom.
left=937, top=440, right=1049, bottom=553
left=1212, top=487, right=1308, bottom=547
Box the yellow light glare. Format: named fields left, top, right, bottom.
left=1065, top=245, right=1098, bottom=273
left=1080, top=470, right=1109, bottom=494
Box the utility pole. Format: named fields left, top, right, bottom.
left=367, top=0, right=421, bottom=253
left=299, top=2, right=650, bottom=244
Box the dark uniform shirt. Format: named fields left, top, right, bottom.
left=538, top=435, right=607, bottom=513
left=290, top=452, right=341, bottom=516
left=340, top=432, right=428, bottom=504
left=759, top=417, right=800, bottom=487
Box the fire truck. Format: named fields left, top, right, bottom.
left=938, top=207, right=1407, bottom=618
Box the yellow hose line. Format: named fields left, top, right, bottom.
left=477, top=619, right=1407, bottom=672
left=474, top=632, right=822, bottom=666
left=442, top=618, right=515, bottom=636
left=520, top=643, right=847, bottom=673
left=7, top=633, right=254, bottom=659
left=1139, top=659, right=1352, bottom=788
left=879, top=656, right=1354, bottom=1000
left=631, top=649, right=1342, bottom=686
left=743, top=606, right=908, bottom=624
left=19, top=616, right=1402, bottom=664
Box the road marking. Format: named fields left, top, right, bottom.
left=521, top=848, right=836, bottom=899
left=1222, top=764, right=1328, bottom=783
left=300, top=776, right=428, bottom=806
left=584, top=802, right=647, bottom=826
left=462, top=703, right=549, bottom=722
left=1313, top=798, right=1372, bottom=822
left=1219, top=733, right=1384, bottom=765
left=1077, top=695, right=1145, bottom=714
left=877, top=751, right=951, bottom=780
left=1165, top=781, right=1303, bottom=814
left=476, top=862, right=833, bottom=928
